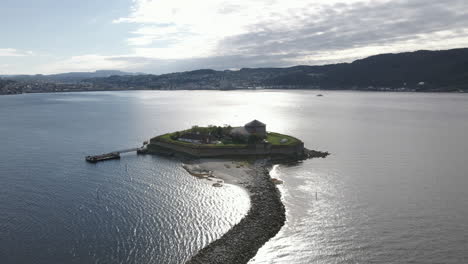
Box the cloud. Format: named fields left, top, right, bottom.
left=126, top=25, right=187, bottom=46
left=108, top=0, right=468, bottom=70
left=217, top=0, right=468, bottom=58
left=114, top=0, right=372, bottom=58
left=0, top=48, right=34, bottom=57
left=29, top=0, right=468, bottom=74
left=38, top=54, right=148, bottom=74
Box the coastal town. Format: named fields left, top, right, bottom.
left=5, top=48, right=468, bottom=96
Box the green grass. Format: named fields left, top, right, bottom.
left=152, top=130, right=301, bottom=148
left=153, top=132, right=247, bottom=148
left=266, top=132, right=301, bottom=145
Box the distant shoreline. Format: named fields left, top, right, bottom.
left=2, top=48, right=468, bottom=94
left=1, top=88, right=467, bottom=97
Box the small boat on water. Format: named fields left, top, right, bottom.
left=85, top=152, right=120, bottom=163
left=317, top=94, right=323, bottom=97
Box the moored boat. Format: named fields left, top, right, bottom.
left=85, top=152, right=120, bottom=163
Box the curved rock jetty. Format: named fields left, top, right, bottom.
left=186, top=161, right=285, bottom=264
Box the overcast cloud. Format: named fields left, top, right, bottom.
left=2, top=0, right=468, bottom=74
left=106, top=0, right=468, bottom=74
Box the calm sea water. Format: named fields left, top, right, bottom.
left=1, top=90, right=467, bottom=263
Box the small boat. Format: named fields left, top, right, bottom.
left=317, top=94, right=323, bottom=97
left=85, top=152, right=120, bottom=163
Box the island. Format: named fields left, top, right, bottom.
left=138, top=120, right=328, bottom=263
left=142, top=120, right=325, bottom=160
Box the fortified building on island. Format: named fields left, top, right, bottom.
left=146, top=119, right=307, bottom=158
left=231, top=120, right=267, bottom=138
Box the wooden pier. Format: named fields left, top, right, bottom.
left=85, top=147, right=144, bottom=163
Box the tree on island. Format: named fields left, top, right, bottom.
left=188, top=125, right=232, bottom=140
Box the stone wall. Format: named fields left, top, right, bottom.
left=270, top=143, right=305, bottom=155
left=147, top=138, right=304, bottom=158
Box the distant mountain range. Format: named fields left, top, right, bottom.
left=1, top=48, right=468, bottom=95
left=0, top=70, right=140, bottom=83
left=85, top=48, right=468, bottom=92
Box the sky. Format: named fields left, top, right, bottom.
left=1, top=0, right=468, bottom=75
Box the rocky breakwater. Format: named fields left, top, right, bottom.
left=186, top=160, right=285, bottom=264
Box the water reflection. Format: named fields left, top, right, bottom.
left=1, top=91, right=468, bottom=263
